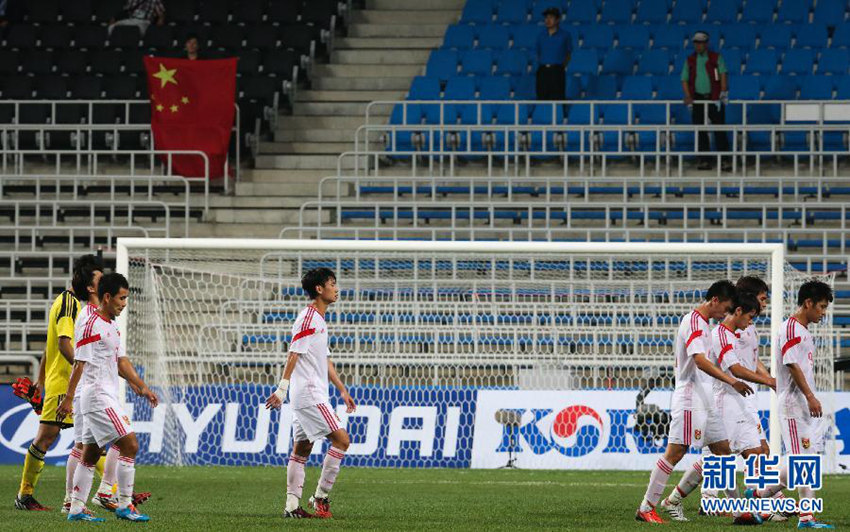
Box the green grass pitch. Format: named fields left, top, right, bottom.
left=1, top=465, right=849, bottom=530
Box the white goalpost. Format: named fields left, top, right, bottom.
left=114, top=239, right=836, bottom=471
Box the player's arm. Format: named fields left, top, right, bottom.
left=787, top=362, right=821, bottom=417
left=328, top=358, right=356, bottom=413
left=35, top=349, right=47, bottom=391
left=58, top=336, right=74, bottom=365
left=729, top=363, right=776, bottom=389
left=57, top=360, right=86, bottom=421
left=755, top=358, right=771, bottom=379
left=694, top=353, right=753, bottom=396
left=117, top=357, right=158, bottom=407
left=265, top=351, right=300, bottom=410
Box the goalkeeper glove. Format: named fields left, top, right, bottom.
left=12, top=377, right=43, bottom=414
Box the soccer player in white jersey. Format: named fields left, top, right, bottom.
left=636, top=280, right=759, bottom=524
left=658, top=290, right=777, bottom=522
left=745, top=280, right=834, bottom=529
left=265, top=267, right=357, bottom=519
left=57, top=273, right=159, bottom=523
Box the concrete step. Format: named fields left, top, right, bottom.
left=273, top=128, right=356, bottom=143
left=276, top=115, right=366, bottom=129
left=351, top=9, right=459, bottom=24
left=292, top=101, right=388, bottom=117
left=190, top=222, right=288, bottom=238
left=243, top=169, right=331, bottom=182
left=331, top=49, right=432, bottom=65
left=367, top=0, right=466, bottom=10
left=199, top=195, right=308, bottom=209
left=254, top=154, right=355, bottom=170
left=312, top=76, right=413, bottom=91
left=348, top=24, right=448, bottom=38
left=235, top=181, right=347, bottom=197
left=295, top=90, right=405, bottom=102
left=334, top=37, right=443, bottom=49
left=313, top=63, right=423, bottom=78
left=258, top=142, right=353, bottom=155
left=206, top=208, right=328, bottom=225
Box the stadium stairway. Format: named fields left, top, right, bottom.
left=194, top=0, right=464, bottom=237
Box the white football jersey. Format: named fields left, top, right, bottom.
left=74, top=308, right=125, bottom=414
left=288, top=305, right=330, bottom=410
left=672, top=310, right=714, bottom=409
left=708, top=323, right=749, bottom=420
left=777, top=317, right=817, bottom=419
left=736, top=323, right=762, bottom=418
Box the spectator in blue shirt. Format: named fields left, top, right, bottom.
left=535, top=7, right=572, bottom=101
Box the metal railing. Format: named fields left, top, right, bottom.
left=0, top=224, right=150, bottom=251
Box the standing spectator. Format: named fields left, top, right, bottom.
left=184, top=33, right=202, bottom=60
left=681, top=31, right=731, bottom=171
left=535, top=7, right=572, bottom=101
left=110, top=0, right=165, bottom=36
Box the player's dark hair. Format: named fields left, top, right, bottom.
left=71, top=254, right=103, bottom=301
left=705, top=280, right=736, bottom=302
left=733, top=291, right=761, bottom=317
left=301, top=268, right=336, bottom=299
left=185, top=32, right=199, bottom=42
left=797, top=280, right=833, bottom=306
left=98, top=272, right=129, bottom=300
left=736, top=276, right=769, bottom=297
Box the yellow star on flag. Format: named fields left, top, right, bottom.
left=170, top=105, right=179, bottom=113
left=155, top=104, right=164, bottom=112
left=153, top=63, right=178, bottom=88
left=181, top=96, right=190, bottom=104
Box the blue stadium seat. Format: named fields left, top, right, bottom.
left=799, top=75, right=834, bottom=99
left=652, top=25, right=687, bottom=50
left=527, top=104, right=565, bottom=152
left=460, top=49, right=494, bottom=76
left=637, top=49, right=671, bottom=74
left=408, top=76, right=442, bottom=100
left=567, top=1, right=599, bottom=23
left=758, top=24, right=794, bottom=49
left=477, top=25, right=511, bottom=50
left=812, top=0, right=846, bottom=26
left=495, top=49, right=530, bottom=76
left=818, top=49, right=850, bottom=75
left=671, top=1, right=704, bottom=24
left=706, top=0, right=741, bottom=23
left=635, top=0, right=669, bottom=24
left=426, top=49, right=459, bottom=82
left=569, top=49, right=600, bottom=74
left=721, top=24, right=757, bottom=49
left=617, top=25, right=650, bottom=49
left=581, top=26, right=615, bottom=50
left=443, top=24, right=476, bottom=49
left=782, top=48, right=815, bottom=75
left=601, top=0, right=635, bottom=24
left=512, top=25, right=540, bottom=50
left=831, top=24, right=850, bottom=48
left=601, top=49, right=635, bottom=75
left=742, top=0, right=776, bottom=24
left=532, top=0, right=568, bottom=19
left=496, top=2, right=530, bottom=24
left=838, top=76, right=850, bottom=98
left=585, top=75, right=619, bottom=99
left=655, top=76, right=682, bottom=99
left=776, top=0, right=810, bottom=24
left=599, top=103, right=630, bottom=151
left=461, top=0, right=495, bottom=24
left=475, top=76, right=511, bottom=147
left=746, top=49, right=778, bottom=74
left=728, top=74, right=761, bottom=99
left=621, top=76, right=653, bottom=99
left=633, top=102, right=667, bottom=150
left=444, top=77, right=477, bottom=124
left=722, top=48, right=743, bottom=74
left=795, top=24, right=828, bottom=48
left=566, top=103, right=599, bottom=150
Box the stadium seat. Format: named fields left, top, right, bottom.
left=599, top=103, right=630, bottom=151
left=565, top=103, right=598, bottom=150
left=495, top=49, right=530, bottom=76
left=409, top=76, right=442, bottom=100
left=60, top=0, right=94, bottom=24
left=461, top=1, right=494, bottom=24
left=477, top=25, right=511, bottom=50
left=460, top=50, right=494, bottom=76
left=651, top=25, right=686, bottom=50
left=671, top=1, right=704, bottom=24
left=237, top=50, right=262, bottom=75
left=721, top=48, right=743, bottom=75
left=617, top=25, right=650, bottom=50
left=776, top=0, right=810, bottom=23
left=108, top=25, right=141, bottom=49
left=512, top=25, right=540, bottom=50
left=795, top=24, right=828, bottom=48
left=831, top=24, right=850, bottom=48
left=637, top=49, right=671, bottom=75
left=301, top=0, right=339, bottom=25
left=70, top=76, right=102, bottom=99
left=267, top=1, right=299, bottom=23
left=27, top=0, right=61, bottom=24
left=567, top=1, right=599, bottom=23
left=601, top=0, right=635, bottom=24
left=818, top=49, right=850, bottom=75
left=812, top=0, right=846, bottom=26
left=728, top=75, right=761, bottom=99
left=526, top=104, right=565, bottom=152
left=758, top=24, right=794, bottom=49
left=5, top=25, right=39, bottom=50
left=427, top=50, right=459, bottom=82
left=782, top=49, right=815, bottom=75
left=41, top=25, right=74, bottom=50
left=799, top=75, right=834, bottom=99
left=443, top=24, right=477, bottom=50
left=444, top=76, right=477, bottom=121
left=601, top=49, right=634, bottom=75
left=746, top=49, right=778, bottom=74
left=655, top=76, right=682, bottom=99
left=200, top=0, right=230, bottom=25
left=706, top=0, right=741, bottom=23
left=496, top=2, right=529, bottom=24
left=55, top=50, right=88, bottom=75
left=581, top=26, right=614, bottom=50
left=621, top=76, right=653, bottom=99
left=585, top=75, right=619, bottom=99
left=742, top=0, right=776, bottom=24
left=143, top=25, right=174, bottom=52
left=279, top=25, right=316, bottom=55
left=263, top=50, right=299, bottom=80
left=635, top=1, right=669, bottom=24
left=91, top=50, right=122, bottom=75
left=20, top=50, right=53, bottom=76
left=233, top=0, right=265, bottom=24
left=568, top=49, right=599, bottom=75
left=721, top=24, right=757, bottom=50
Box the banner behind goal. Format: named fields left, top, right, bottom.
left=115, top=239, right=837, bottom=471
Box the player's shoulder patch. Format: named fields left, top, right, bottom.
left=56, top=290, right=80, bottom=322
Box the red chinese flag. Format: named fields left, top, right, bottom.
left=143, top=56, right=237, bottom=178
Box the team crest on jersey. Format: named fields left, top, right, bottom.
left=802, top=438, right=810, bottom=449
left=694, top=429, right=702, bottom=441
left=123, top=416, right=131, bottom=426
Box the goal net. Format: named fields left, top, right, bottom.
left=116, top=239, right=837, bottom=471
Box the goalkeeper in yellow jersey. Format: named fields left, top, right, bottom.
left=14, top=255, right=102, bottom=511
